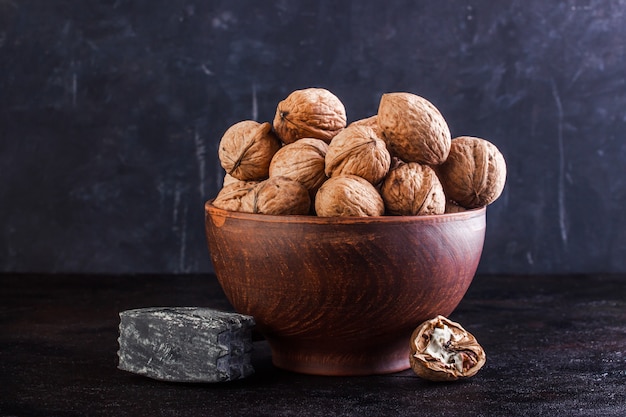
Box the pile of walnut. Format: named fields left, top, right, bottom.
left=213, top=88, right=507, bottom=217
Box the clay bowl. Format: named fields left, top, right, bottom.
left=204, top=200, right=486, bottom=376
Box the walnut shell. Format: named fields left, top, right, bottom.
left=380, top=162, right=445, bottom=216
left=325, top=125, right=391, bottom=186
left=212, top=180, right=259, bottom=213
left=436, top=136, right=507, bottom=208
left=389, top=156, right=405, bottom=171
left=410, top=315, right=486, bottom=382
left=348, top=115, right=384, bottom=139
left=273, top=88, right=347, bottom=144
left=253, top=176, right=311, bottom=215
left=444, top=200, right=467, bottom=214
left=221, top=173, right=238, bottom=187
left=315, top=175, right=384, bottom=217
left=377, top=92, right=451, bottom=165
left=269, top=138, right=329, bottom=199
left=218, top=120, right=282, bottom=181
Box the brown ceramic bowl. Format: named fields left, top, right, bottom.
left=204, top=200, right=486, bottom=376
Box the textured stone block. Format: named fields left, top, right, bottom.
left=117, top=307, right=255, bottom=382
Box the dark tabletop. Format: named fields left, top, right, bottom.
left=1, top=273, right=625, bottom=417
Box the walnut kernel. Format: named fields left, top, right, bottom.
left=410, top=315, right=486, bottom=381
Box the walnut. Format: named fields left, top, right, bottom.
left=389, top=156, right=405, bottom=171
left=269, top=138, right=329, bottom=199
left=410, top=315, right=486, bottom=382
left=218, top=120, right=282, bottom=181
left=221, top=173, right=238, bottom=187
left=436, top=136, right=507, bottom=208
left=273, top=88, right=347, bottom=144
left=348, top=115, right=384, bottom=139
left=380, top=162, right=445, bottom=216
left=315, top=175, right=384, bottom=217
left=325, top=125, right=391, bottom=186
left=444, top=200, right=467, bottom=214
left=377, top=92, right=451, bottom=165
left=212, top=180, right=259, bottom=213
left=253, top=176, right=311, bottom=215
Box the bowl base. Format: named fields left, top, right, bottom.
left=267, top=338, right=411, bottom=376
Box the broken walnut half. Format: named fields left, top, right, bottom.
left=409, top=315, right=486, bottom=381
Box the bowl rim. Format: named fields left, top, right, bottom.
left=205, top=199, right=486, bottom=225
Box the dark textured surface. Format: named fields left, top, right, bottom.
left=1, top=273, right=625, bottom=416
left=1, top=1, right=626, bottom=275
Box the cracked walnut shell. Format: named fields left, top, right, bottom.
left=436, top=136, right=507, bottom=208
left=273, top=88, right=347, bottom=144
left=315, top=175, right=384, bottom=217
left=380, top=162, right=445, bottom=216
left=269, top=138, right=329, bottom=199
left=410, top=315, right=486, bottom=382
left=218, top=120, right=282, bottom=181
left=325, top=124, right=391, bottom=186
left=377, top=92, right=451, bottom=165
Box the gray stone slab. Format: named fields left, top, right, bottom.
left=117, top=307, right=255, bottom=383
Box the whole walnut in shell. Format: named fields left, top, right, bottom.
left=273, top=88, right=347, bottom=144
left=380, top=162, right=445, bottom=216
left=348, top=115, right=384, bottom=139
left=269, top=138, right=329, bottom=198
left=377, top=92, right=451, bottom=165
left=436, top=136, right=507, bottom=208
left=325, top=124, right=391, bottom=186
left=315, top=175, right=384, bottom=217
left=445, top=200, right=467, bottom=214
left=218, top=120, right=282, bottom=181
left=221, top=173, right=239, bottom=187
left=212, top=180, right=259, bottom=213
left=253, top=176, right=311, bottom=215
left=410, top=315, right=486, bottom=382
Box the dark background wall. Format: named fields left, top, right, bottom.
left=1, top=0, right=625, bottom=275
